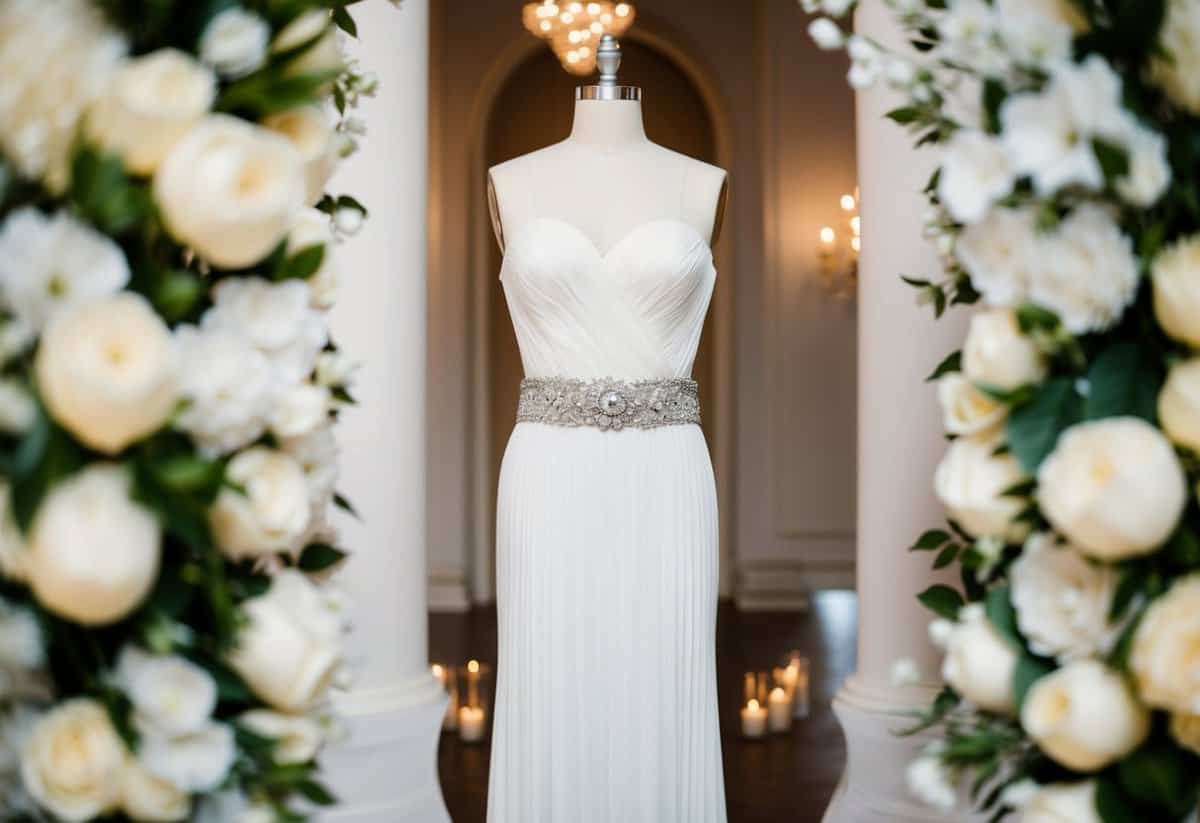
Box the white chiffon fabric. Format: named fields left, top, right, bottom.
left=488, top=217, right=727, bottom=823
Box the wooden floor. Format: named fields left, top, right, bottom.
left=429, top=591, right=858, bottom=823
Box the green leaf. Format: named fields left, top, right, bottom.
left=886, top=106, right=923, bottom=125
left=1013, top=653, right=1054, bottom=711
left=333, top=492, right=359, bottom=519
left=1118, top=739, right=1200, bottom=816
left=152, top=270, right=205, bottom=324
left=298, top=543, right=348, bottom=573
left=153, top=455, right=223, bottom=495
left=985, top=586, right=1022, bottom=648
left=1110, top=564, right=1148, bottom=621
left=331, top=4, right=357, bottom=36
left=1015, top=303, right=1060, bottom=334
left=275, top=243, right=326, bottom=282
left=982, top=78, right=1008, bottom=134
left=926, top=350, right=962, bottom=382
left=1007, top=378, right=1082, bottom=473
left=10, top=424, right=86, bottom=532
left=297, top=779, right=339, bottom=805
left=1084, top=344, right=1163, bottom=423
left=68, top=146, right=151, bottom=235
left=917, top=584, right=965, bottom=620
left=1093, top=138, right=1131, bottom=183
left=933, top=544, right=960, bottom=569
left=911, top=529, right=952, bottom=551
left=1166, top=527, right=1200, bottom=570
left=1096, top=776, right=1146, bottom=823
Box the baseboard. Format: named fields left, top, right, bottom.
left=734, top=555, right=855, bottom=611
left=427, top=566, right=471, bottom=613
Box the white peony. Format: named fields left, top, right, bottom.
left=1010, top=533, right=1120, bottom=662
left=210, top=447, right=312, bottom=560
left=203, top=277, right=328, bottom=383
left=937, top=373, right=1007, bottom=436
left=287, top=208, right=340, bottom=309
left=86, top=49, right=216, bottom=176
left=1115, top=118, right=1171, bottom=207
left=0, top=0, right=126, bottom=191
left=0, top=208, right=130, bottom=332
left=1021, top=660, right=1150, bottom=772
left=956, top=207, right=1037, bottom=308
left=1153, top=234, right=1200, bottom=347
left=1021, top=782, right=1102, bottom=823
left=1160, top=357, right=1200, bottom=453
left=962, top=309, right=1046, bottom=392
left=228, top=569, right=344, bottom=712
left=264, top=106, right=338, bottom=206
left=1150, top=0, right=1200, bottom=114
left=0, top=599, right=43, bottom=671
left=1131, top=575, right=1200, bottom=715
left=238, top=710, right=324, bottom=764
left=942, top=603, right=1018, bottom=714
left=173, top=324, right=276, bottom=456
left=906, top=753, right=958, bottom=812
left=935, top=432, right=1029, bottom=542
left=1037, top=418, right=1187, bottom=560
left=937, top=131, right=1015, bottom=225
left=154, top=115, right=304, bottom=269
left=116, top=647, right=217, bottom=737
left=271, top=384, right=331, bottom=441
left=27, top=464, right=161, bottom=626
left=36, top=293, right=178, bottom=455
left=199, top=7, right=270, bottom=80
left=0, top=379, right=35, bottom=435
left=121, top=758, right=189, bottom=822
left=136, top=718, right=235, bottom=795
left=273, top=9, right=344, bottom=79
left=21, top=699, right=126, bottom=822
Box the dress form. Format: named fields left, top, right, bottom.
left=488, top=37, right=728, bottom=254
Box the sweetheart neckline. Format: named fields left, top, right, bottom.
left=501, top=216, right=712, bottom=264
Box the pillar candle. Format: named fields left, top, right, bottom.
left=767, top=687, right=792, bottom=733
left=740, top=699, right=767, bottom=739
left=459, top=705, right=486, bottom=743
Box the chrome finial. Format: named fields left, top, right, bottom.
left=577, top=34, right=641, bottom=101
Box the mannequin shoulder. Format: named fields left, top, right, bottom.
left=652, top=147, right=728, bottom=245
left=488, top=143, right=570, bottom=191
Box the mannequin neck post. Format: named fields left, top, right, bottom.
left=568, top=98, right=648, bottom=148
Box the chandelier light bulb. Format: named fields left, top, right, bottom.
left=523, top=1, right=636, bottom=75
left=616, top=3, right=630, bottom=16
left=820, top=227, right=836, bottom=245
left=840, top=194, right=856, bottom=211
left=569, top=1, right=583, bottom=12
left=540, top=19, right=552, bottom=31
left=588, top=2, right=601, bottom=13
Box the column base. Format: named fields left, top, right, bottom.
left=321, top=672, right=450, bottom=823
left=822, top=675, right=983, bottom=823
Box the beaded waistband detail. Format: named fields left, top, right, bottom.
left=517, top=377, right=701, bottom=431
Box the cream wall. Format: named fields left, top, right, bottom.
left=426, top=0, right=858, bottom=611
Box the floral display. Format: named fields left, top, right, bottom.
left=810, top=0, right=1200, bottom=819
left=0, top=0, right=387, bottom=818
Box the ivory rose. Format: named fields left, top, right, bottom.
left=934, top=432, right=1029, bottom=543
left=941, top=604, right=1018, bottom=715
left=1131, top=576, right=1200, bottom=715
left=962, top=309, right=1046, bottom=391
left=20, top=699, right=126, bottom=821
left=937, top=373, right=1007, bottom=436
left=1159, top=356, right=1200, bottom=452
left=210, top=447, right=312, bottom=560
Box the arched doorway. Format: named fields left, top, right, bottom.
left=477, top=41, right=724, bottom=599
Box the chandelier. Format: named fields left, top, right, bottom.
left=522, top=2, right=636, bottom=76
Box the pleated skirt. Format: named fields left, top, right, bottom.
left=487, top=421, right=727, bottom=823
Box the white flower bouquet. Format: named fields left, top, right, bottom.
left=0, top=0, right=386, bottom=819
left=811, top=0, right=1200, bottom=820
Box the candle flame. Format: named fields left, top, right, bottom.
left=747, top=699, right=760, bottom=710
left=467, top=660, right=481, bottom=674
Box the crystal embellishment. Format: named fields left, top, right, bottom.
left=517, top=377, right=701, bottom=431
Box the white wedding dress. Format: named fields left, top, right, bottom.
left=487, top=217, right=726, bottom=823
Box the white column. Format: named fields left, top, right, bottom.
left=322, top=2, right=449, bottom=821
left=822, top=3, right=974, bottom=821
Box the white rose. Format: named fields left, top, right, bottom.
left=281, top=423, right=339, bottom=515
left=1021, top=782, right=1102, bottom=823
left=135, top=717, right=235, bottom=794
left=154, top=114, right=304, bottom=269
left=286, top=208, right=340, bottom=309
left=1131, top=575, right=1200, bottom=714
left=227, top=569, right=344, bottom=712
left=203, top=277, right=328, bottom=383
left=962, top=309, right=1046, bottom=392
left=1010, top=533, right=1120, bottom=662
left=116, top=647, right=217, bottom=736
left=938, top=131, right=1014, bottom=224
left=905, top=754, right=958, bottom=812
left=0, top=207, right=130, bottom=331
left=0, top=599, right=43, bottom=670
left=942, top=603, right=1018, bottom=715
left=21, top=699, right=125, bottom=822
left=264, top=107, right=337, bottom=206
left=174, top=324, right=276, bottom=457
left=808, top=18, right=845, bottom=50
left=87, top=49, right=216, bottom=175
left=315, top=351, right=358, bottom=389
left=1170, top=712, right=1200, bottom=755
left=36, top=293, right=177, bottom=455
left=1037, top=418, right=1187, bottom=560
left=1114, top=119, right=1171, bottom=207
left=121, top=758, right=189, bottom=822
left=0, top=379, right=35, bottom=435
left=1021, top=660, right=1150, bottom=772
left=1153, top=234, right=1200, bottom=347
left=1160, top=357, right=1200, bottom=452
left=1150, top=0, right=1200, bottom=114
left=937, top=373, right=1007, bottom=436
left=271, top=384, right=330, bottom=440
left=199, top=7, right=269, bottom=80
left=934, top=432, right=1029, bottom=543
left=28, top=464, right=160, bottom=626
left=238, top=710, right=323, bottom=764
left=211, top=447, right=311, bottom=560
left=273, top=9, right=344, bottom=79
left=956, top=207, right=1037, bottom=308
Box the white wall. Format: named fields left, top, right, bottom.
left=426, top=0, right=859, bottom=612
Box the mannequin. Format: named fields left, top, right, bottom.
left=487, top=37, right=728, bottom=255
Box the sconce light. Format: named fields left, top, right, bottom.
left=817, top=189, right=859, bottom=299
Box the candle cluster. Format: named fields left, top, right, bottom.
left=432, top=660, right=492, bottom=744
left=740, top=652, right=810, bottom=740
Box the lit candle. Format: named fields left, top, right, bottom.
left=767, top=687, right=792, bottom=733
left=444, top=668, right=459, bottom=731
left=743, top=672, right=757, bottom=705
left=459, top=705, right=487, bottom=743
left=740, top=699, right=768, bottom=739
left=466, top=659, right=481, bottom=708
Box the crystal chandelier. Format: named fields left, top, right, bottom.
left=522, top=2, right=636, bottom=76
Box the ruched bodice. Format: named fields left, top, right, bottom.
left=500, top=217, right=716, bottom=380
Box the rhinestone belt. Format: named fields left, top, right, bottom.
left=517, top=377, right=701, bottom=431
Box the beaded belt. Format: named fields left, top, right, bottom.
left=517, top=377, right=701, bottom=431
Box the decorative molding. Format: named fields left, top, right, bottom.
left=734, top=547, right=854, bottom=611
left=427, top=566, right=471, bottom=613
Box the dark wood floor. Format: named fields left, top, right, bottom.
left=429, top=591, right=858, bottom=823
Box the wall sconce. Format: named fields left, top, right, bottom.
left=817, top=189, right=859, bottom=300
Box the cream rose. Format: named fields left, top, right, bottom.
left=227, top=569, right=344, bottom=712
left=121, top=758, right=189, bottom=822
left=934, top=432, right=1029, bottom=542
left=21, top=699, right=126, bottom=822
left=210, top=447, right=312, bottom=560
left=1153, top=235, right=1200, bottom=347
left=87, top=49, right=216, bottom=175
left=154, top=114, right=304, bottom=269
left=238, top=710, right=323, bottom=764
left=28, top=464, right=160, bottom=626
left=273, top=10, right=343, bottom=79
left=36, top=293, right=177, bottom=455
left=1171, top=712, right=1200, bottom=755
left=1150, top=0, right=1200, bottom=114
left=941, top=604, right=1018, bottom=715
left=1021, top=660, right=1150, bottom=772
left=937, top=373, right=1007, bottom=436
left=1160, top=357, right=1200, bottom=452
left=1010, top=533, right=1120, bottom=662
left=963, top=309, right=1047, bottom=392
left=1131, top=576, right=1200, bottom=714
left=1021, top=782, right=1102, bottom=823
left=1037, top=418, right=1187, bottom=560
left=264, top=107, right=337, bottom=206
